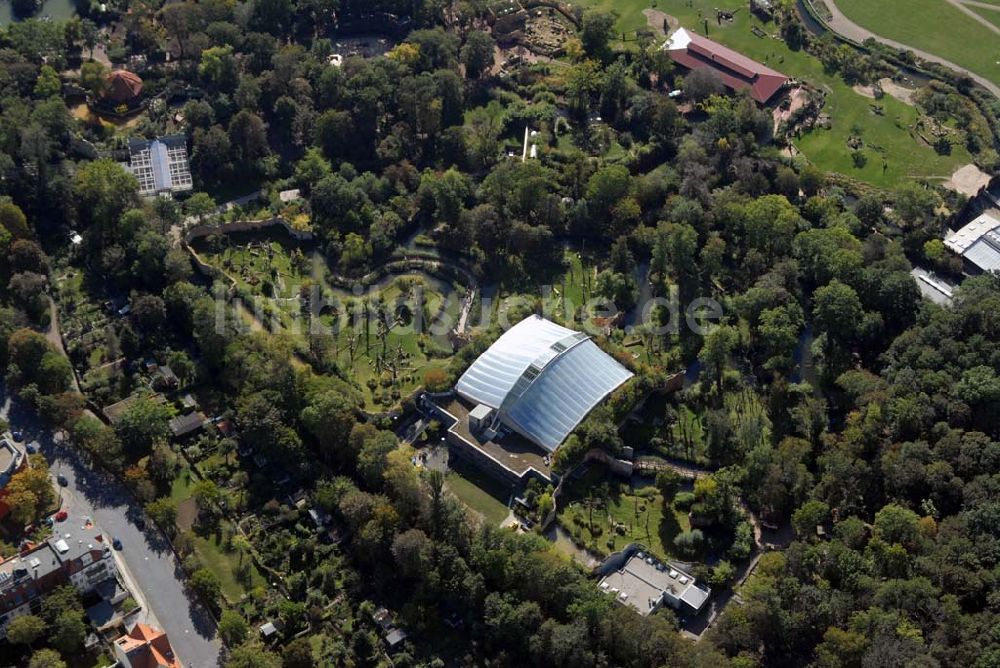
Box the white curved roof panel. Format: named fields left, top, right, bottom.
left=455, top=315, right=633, bottom=452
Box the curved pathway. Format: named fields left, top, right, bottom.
left=945, top=0, right=1000, bottom=37
left=822, top=0, right=1000, bottom=97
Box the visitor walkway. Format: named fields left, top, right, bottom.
left=822, top=0, right=1000, bottom=97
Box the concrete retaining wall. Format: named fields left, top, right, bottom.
left=583, top=448, right=634, bottom=477
left=183, top=217, right=314, bottom=245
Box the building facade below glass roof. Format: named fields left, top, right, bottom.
left=455, top=315, right=633, bottom=452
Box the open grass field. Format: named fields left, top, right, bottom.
left=557, top=465, right=690, bottom=559
left=170, top=469, right=266, bottom=601
left=570, top=0, right=654, bottom=36
left=570, top=0, right=975, bottom=187
left=836, top=0, right=1000, bottom=89
left=980, top=8, right=1000, bottom=32
left=190, top=521, right=267, bottom=602
left=445, top=460, right=512, bottom=525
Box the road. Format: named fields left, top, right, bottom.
left=1, top=390, right=223, bottom=668
left=45, top=297, right=81, bottom=395
left=822, top=0, right=1000, bottom=97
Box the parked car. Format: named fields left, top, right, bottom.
left=112, top=537, right=123, bottom=550
left=54, top=510, right=68, bottom=522
left=11, top=430, right=23, bottom=441
left=56, top=474, right=68, bottom=487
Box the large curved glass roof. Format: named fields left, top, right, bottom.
left=455, top=316, right=633, bottom=452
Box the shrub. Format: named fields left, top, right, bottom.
left=674, top=491, right=696, bottom=510
left=673, top=529, right=705, bottom=558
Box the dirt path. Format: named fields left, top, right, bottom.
left=945, top=0, right=1000, bottom=36
left=962, top=0, right=1000, bottom=11
left=823, top=0, right=1000, bottom=97
left=46, top=298, right=81, bottom=394
left=643, top=8, right=677, bottom=38
left=944, top=163, right=993, bottom=196
left=853, top=77, right=918, bottom=105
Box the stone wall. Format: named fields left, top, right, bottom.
left=583, top=448, right=634, bottom=477
left=183, top=217, right=314, bottom=245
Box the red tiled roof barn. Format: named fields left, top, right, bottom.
left=665, top=28, right=789, bottom=104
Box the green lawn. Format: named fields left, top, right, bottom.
left=969, top=3, right=1000, bottom=31
left=544, top=249, right=594, bottom=319
left=557, top=465, right=690, bottom=560
left=191, top=522, right=267, bottom=603
left=170, top=468, right=265, bottom=602
left=170, top=467, right=196, bottom=504
left=445, top=460, right=512, bottom=525
left=572, top=0, right=974, bottom=187
left=572, top=0, right=656, bottom=36
left=837, top=0, right=1000, bottom=89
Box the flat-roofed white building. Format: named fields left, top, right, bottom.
left=455, top=315, right=633, bottom=452
left=598, top=552, right=710, bottom=617
left=127, top=135, right=194, bottom=197
left=945, top=211, right=1000, bottom=273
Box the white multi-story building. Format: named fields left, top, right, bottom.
left=0, top=518, right=118, bottom=638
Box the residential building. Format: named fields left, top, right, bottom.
left=259, top=621, right=279, bottom=640
left=663, top=28, right=789, bottom=104
left=153, top=365, right=180, bottom=391
left=168, top=412, right=207, bottom=439
left=127, top=135, right=194, bottom=197
left=372, top=607, right=407, bottom=652
left=0, top=519, right=118, bottom=638
left=598, top=551, right=710, bottom=617
left=944, top=211, right=1000, bottom=273
left=114, top=623, right=182, bottom=668
left=102, top=393, right=167, bottom=425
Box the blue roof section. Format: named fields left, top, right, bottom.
left=455, top=316, right=580, bottom=409
left=149, top=140, right=171, bottom=192
left=504, top=339, right=633, bottom=450
left=964, top=232, right=1000, bottom=272
left=455, top=316, right=633, bottom=452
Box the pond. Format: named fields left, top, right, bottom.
left=0, top=0, right=76, bottom=25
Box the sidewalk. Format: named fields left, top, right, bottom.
left=113, top=549, right=161, bottom=629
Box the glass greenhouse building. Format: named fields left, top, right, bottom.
left=455, top=315, right=633, bottom=452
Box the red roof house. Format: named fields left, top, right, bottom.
left=664, top=28, right=788, bottom=104
left=114, top=623, right=181, bottom=668
left=103, top=70, right=144, bottom=103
